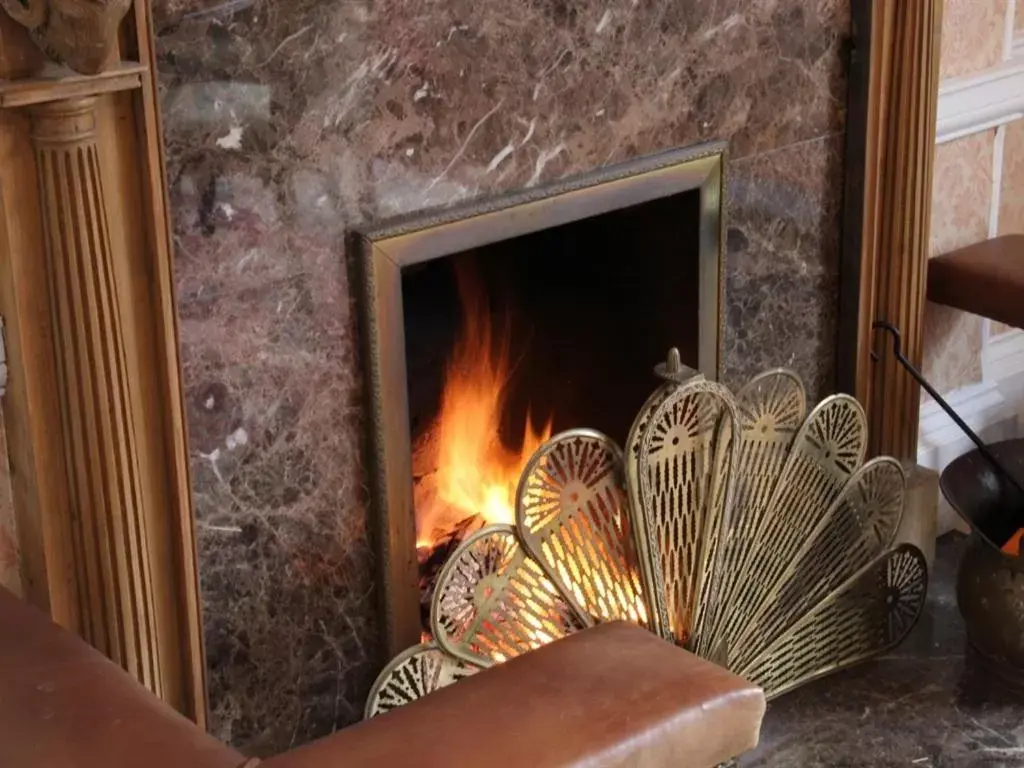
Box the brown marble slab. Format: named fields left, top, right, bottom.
left=179, top=270, right=376, bottom=752
left=154, top=0, right=852, bottom=754
left=156, top=0, right=848, bottom=211
left=723, top=134, right=844, bottom=400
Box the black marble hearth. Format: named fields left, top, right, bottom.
left=741, top=534, right=1024, bottom=767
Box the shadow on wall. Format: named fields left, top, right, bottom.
left=920, top=303, right=985, bottom=400
left=0, top=418, right=21, bottom=597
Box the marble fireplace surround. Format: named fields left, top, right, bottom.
left=154, top=0, right=849, bottom=755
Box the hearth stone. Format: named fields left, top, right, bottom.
left=740, top=534, right=1024, bottom=767
left=154, top=0, right=850, bottom=754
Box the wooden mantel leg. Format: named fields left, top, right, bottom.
left=841, top=0, right=943, bottom=460
left=28, top=95, right=160, bottom=696
left=0, top=2, right=204, bottom=723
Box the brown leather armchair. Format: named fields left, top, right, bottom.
left=0, top=589, right=765, bottom=767
left=0, top=588, right=246, bottom=768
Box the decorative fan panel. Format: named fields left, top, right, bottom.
left=714, top=395, right=868, bottom=664
left=739, top=543, right=927, bottom=699
left=633, top=379, right=739, bottom=643
left=701, top=370, right=807, bottom=655
left=365, top=643, right=480, bottom=718
left=516, top=430, right=648, bottom=627
left=729, top=457, right=906, bottom=669
left=431, top=525, right=587, bottom=667
left=370, top=353, right=928, bottom=720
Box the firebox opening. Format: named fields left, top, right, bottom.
left=402, top=189, right=703, bottom=628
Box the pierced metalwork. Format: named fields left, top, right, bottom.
left=371, top=357, right=928, bottom=719
left=632, top=377, right=740, bottom=643
left=728, top=457, right=906, bottom=669
left=431, top=524, right=587, bottom=667
left=711, top=394, right=868, bottom=666
left=698, top=370, right=807, bottom=659
left=364, top=643, right=480, bottom=719
left=739, top=543, right=928, bottom=699
left=515, top=429, right=648, bottom=626
left=624, top=386, right=673, bottom=542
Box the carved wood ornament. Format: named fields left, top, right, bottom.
left=0, top=0, right=131, bottom=75
left=0, top=1, right=206, bottom=724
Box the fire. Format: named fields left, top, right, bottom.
left=415, top=268, right=552, bottom=550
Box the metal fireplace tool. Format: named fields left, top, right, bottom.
left=875, top=321, right=1024, bottom=683
left=872, top=321, right=1024, bottom=550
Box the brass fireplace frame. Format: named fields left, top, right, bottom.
left=352, top=141, right=728, bottom=657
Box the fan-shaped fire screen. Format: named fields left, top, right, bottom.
left=365, top=350, right=929, bottom=718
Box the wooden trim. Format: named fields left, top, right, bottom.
left=0, top=111, right=65, bottom=613
left=0, top=5, right=205, bottom=722
left=30, top=93, right=162, bottom=691
left=839, top=0, right=943, bottom=460
left=0, top=61, right=145, bottom=108
left=126, top=0, right=207, bottom=726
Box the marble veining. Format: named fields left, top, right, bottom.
left=741, top=535, right=1024, bottom=768
left=723, top=134, right=844, bottom=399
left=154, top=0, right=850, bottom=754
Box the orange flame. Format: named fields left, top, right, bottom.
left=415, top=269, right=552, bottom=549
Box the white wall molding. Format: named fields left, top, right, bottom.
left=918, top=382, right=1015, bottom=467
left=936, top=59, right=1024, bottom=143
left=983, top=327, right=1024, bottom=380
left=917, top=330, right=1024, bottom=533
left=1013, top=31, right=1024, bottom=60
left=918, top=380, right=1018, bottom=533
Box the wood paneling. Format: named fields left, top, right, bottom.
left=0, top=104, right=64, bottom=614
left=839, top=0, right=943, bottom=460
left=0, top=3, right=205, bottom=723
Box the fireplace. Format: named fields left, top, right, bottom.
left=354, top=142, right=726, bottom=657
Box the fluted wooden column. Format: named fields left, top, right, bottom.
left=0, top=2, right=205, bottom=722
left=841, top=0, right=943, bottom=460
left=29, top=95, right=160, bottom=693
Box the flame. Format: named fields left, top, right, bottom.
left=415, top=268, right=552, bottom=550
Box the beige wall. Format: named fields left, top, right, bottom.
left=924, top=131, right=993, bottom=393
left=939, top=0, right=1008, bottom=79
left=923, top=0, right=1016, bottom=396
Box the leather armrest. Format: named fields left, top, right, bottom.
left=0, top=588, right=246, bottom=768
left=927, top=234, right=1024, bottom=329
left=262, top=622, right=766, bottom=768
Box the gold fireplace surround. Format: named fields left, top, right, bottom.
left=0, top=0, right=940, bottom=727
